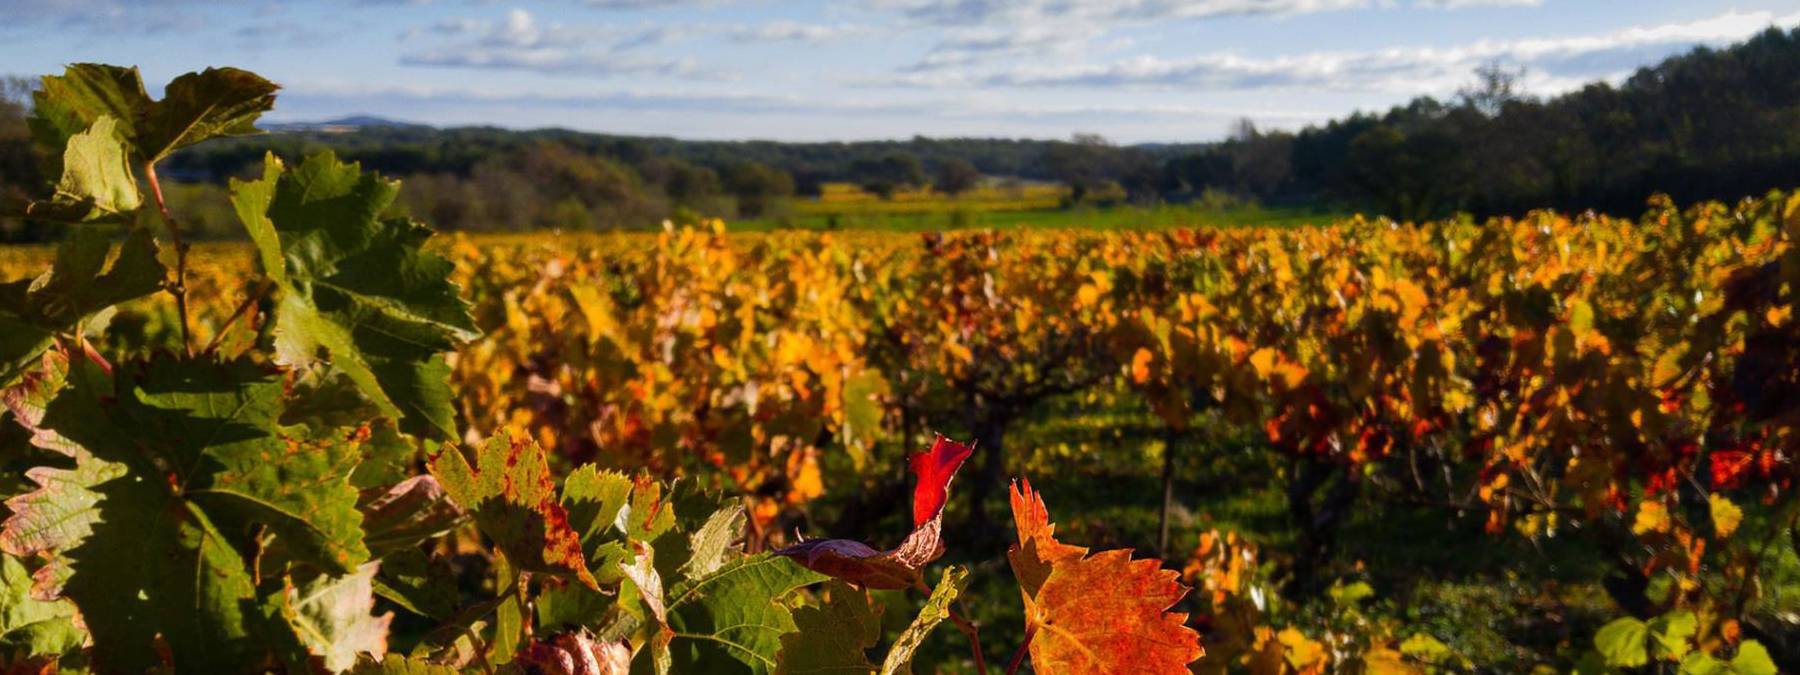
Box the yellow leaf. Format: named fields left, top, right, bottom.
left=1361, top=647, right=1423, bottom=675
left=1275, top=362, right=1309, bottom=389
left=1076, top=284, right=1101, bottom=308
left=1767, top=305, right=1791, bottom=327
left=1249, top=348, right=1279, bottom=380
left=1710, top=493, right=1743, bottom=538
left=1278, top=627, right=1328, bottom=671
left=786, top=450, right=824, bottom=503
left=1632, top=500, right=1670, bottom=536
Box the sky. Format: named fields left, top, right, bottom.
left=3, top=1, right=1798, bottom=142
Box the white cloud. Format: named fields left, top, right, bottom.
left=1413, top=0, right=1542, bottom=8
left=0, top=0, right=262, bottom=33
left=880, top=0, right=1542, bottom=73
left=400, top=7, right=714, bottom=78
left=583, top=0, right=716, bottom=8
left=866, top=0, right=1371, bottom=26
left=940, top=9, right=1800, bottom=94
left=727, top=21, right=871, bottom=44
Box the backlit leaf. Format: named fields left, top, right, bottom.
left=1008, top=478, right=1202, bottom=674
left=1595, top=617, right=1649, bottom=668
left=233, top=152, right=479, bottom=439
left=0, top=554, right=82, bottom=659
left=428, top=428, right=599, bottom=590
left=280, top=563, right=394, bottom=673
left=879, top=565, right=968, bottom=675
left=653, top=553, right=826, bottom=674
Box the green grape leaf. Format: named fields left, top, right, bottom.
left=232, top=152, right=478, bottom=439
left=350, top=420, right=418, bottom=490
left=72, top=485, right=265, bottom=672
left=35, top=360, right=268, bottom=671
left=0, top=227, right=164, bottom=387
left=1678, top=641, right=1778, bottom=675
left=880, top=566, right=967, bottom=675
left=1680, top=652, right=1727, bottom=675
left=428, top=429, right=599, bottom=590
left=649, top=553, right=827, bottom=674
left=0, top=350, right=121, bottom=576
left=681, top=505, right=746, bottom=581
left=15, top=356, right=373, bottom=671
left=0, top=350, right=73, bottom=453
left=115, top=358, right=369, bottom=574
left=0, top=554, right=83, bottom=659
left=136, top=67, right=277, bottom=162
left=536, top=577, right=624, bottom=633
left=279, top=563, right=394, bottom=673
left=372, top=548, right=458, bottom=621
left=776, top=580, right=880, bottom=675
left=29, top=64, right=274, bottom=165
left=561, top=465, right=634, bottom=559
left=1728, top=641, right=1779, bottom=675
left=1649, top=611, right=1697, bottom=661
left=1595, top=617, right=1650, bottom=668
left=535, top=469, right=666, bottom=632
left=28, top=64, right=149, bottom=161
left=0, top=450, right=123, bottom=580
left=13, top=115, right=142, bottom=222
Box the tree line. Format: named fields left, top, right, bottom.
left=2, top=25, right=1797, bottom=240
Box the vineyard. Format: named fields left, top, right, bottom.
left=1, top=64, right=1798, bottom=674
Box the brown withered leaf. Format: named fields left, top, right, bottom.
left=775, top=435, right=971, bottom=590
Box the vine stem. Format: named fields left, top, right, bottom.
left=143, top=162, right=193, bottom=356
left=947, top=605, right=988, bottom=675
left=916, top=577, right=987, bottom=675
left=1004, top=625, right=1035, bottom=675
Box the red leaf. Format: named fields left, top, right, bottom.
left=776, top=434, right=970, bottom=589
left=1008, top=477, right=1203, bottom=674
left=1711, top=449, right=1753, bottom=490
left=910, top=434, right=973, bottom=527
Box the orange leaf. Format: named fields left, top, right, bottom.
left=1008, top=478, right=1203, bottom=674
left=1131, top=347, right=1154, bottom=384
left=1008, top=479, right=1087, bottom=596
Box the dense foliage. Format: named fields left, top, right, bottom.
left=0, top=64, right=1204, bottom=674
left=8, top=60, right=1800, bottom=673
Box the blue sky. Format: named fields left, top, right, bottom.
left=3, top=0, right=1797, bottom=142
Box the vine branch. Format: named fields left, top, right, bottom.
left=143, top=162, right=193, bottom=356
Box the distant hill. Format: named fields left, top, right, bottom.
left=150, top=23, right=1800, bottom=226
left=263, top=115, right=432, bottom=134
left=165, top=123, right=1202, bottom=186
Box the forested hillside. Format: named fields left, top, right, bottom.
left=2, top=27, right=1797, bottom=240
